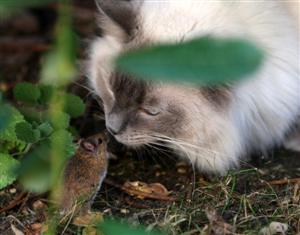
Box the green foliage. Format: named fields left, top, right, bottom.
left=0, top=85, right=82, bottom=190
left=38, top=122, right=54, bottom=137
left=64, top=93, right=85, bottom=118
left=0, top=103, right=12, bottom=132
left=17, top=129, right=75, bottom=193
left=49, top=111, right=70, bottom=130
left=98, top=220, right=165, bottom=235
left=18, top=141, right=52, bottom=193
left=117, top=36, right=264, bottom=85
left=0, top=104, right=24, bottom=145
left=50, top=130, right=76, bottom=159
left=15, top=122, right=41, bottom=143
left=0, top=154, right=20, bottom=189
left=39, top=84, right=55, bottom=105
left=41, top=3, right=77, bottom=87
left=13, top=82, right=41, bottom=104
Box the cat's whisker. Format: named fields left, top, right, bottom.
left=72, top=81, right=94, bottom=93
left=150, top=134, right=220, bottom=155
left=149, top=133, right=227, bottom=171
left=93, top=113, right=105, bottom=121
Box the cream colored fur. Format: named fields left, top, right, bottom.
left=89, top=0, right=300, bottom=174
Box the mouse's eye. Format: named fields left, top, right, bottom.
left=139, top=106, right=161, bottom=116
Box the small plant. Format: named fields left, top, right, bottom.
left=0, top=82, right=85, bottom=191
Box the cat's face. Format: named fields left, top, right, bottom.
left=103, top=73, right=188, bottom=147
left=88, top=0, right=228, bottom=150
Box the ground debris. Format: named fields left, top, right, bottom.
left=72, top=212, right=103, bottom=227
left=122, top=181, right=175, bottom=201
left=204, top=208, right=235, bottom=235
left=259, top=222, right=288, bottom=235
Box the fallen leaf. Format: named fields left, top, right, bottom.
left=122, top=181, right=172, bottom=200
left=73, top=212, right=103, bottom=226
left=30, top=223, right=42, bottom=230
left=32, top=200, right=46, bottom=211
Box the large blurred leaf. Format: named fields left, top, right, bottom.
left=50, top=129, right=76, bottom=158
left=63, top=93, right=85, bottom=118
left=18, top=141, right=52, bottom=193
left=41, top=3, right=77, bottom=86
left=98, top=220, right=165, bottom=235
left=0, top=154, right=20, bottom=189
left=116, top=37, right=264, bottom=85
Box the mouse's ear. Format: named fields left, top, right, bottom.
left=95, top=0, right=142, bottom=38
left=81, top=138, right=99, bottom=153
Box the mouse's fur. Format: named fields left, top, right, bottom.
left=60, top=134, right=108, bottom=215
left=88, top=0, right=300, bottom=175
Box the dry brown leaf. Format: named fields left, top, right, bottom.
left=32, top=200, right=46, bottom=211
left=122, top=181, right=172, bottom=200
left=73, top=212, right=103, bottom=226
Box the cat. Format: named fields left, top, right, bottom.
left=87, top=0, right=300, bottom=175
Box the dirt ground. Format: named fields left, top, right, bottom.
left=0, top=1, right=299, bottom=234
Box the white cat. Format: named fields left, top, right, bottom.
left=88, top=0, right=300, bottom=175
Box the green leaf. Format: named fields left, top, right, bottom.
left=0, top=104, right=12, bottom=132
left=38, top=122, right=53, bottom=137
left=0, top=104, right=24, bottom=143
left=15, top=122, right=41, bottom=143
left=116, top=36, right=264, bottom=85
left=41, top=4, right=77, bottom=86
left=98, top=220, right=165, bottom=235
left=50, top=130, right=76, bottom=159
left=13, top=82, right=41, bottom=104
left=0, top=154, right=20, bottom=189
left=64, top=93, right=85, bottom=118
left=39, top=84, right=54, bottom=105
left=49, top=111, right=70, bottom=130
left=18, top=141, right=51, bottom=193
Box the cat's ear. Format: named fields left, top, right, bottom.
left=95, top=0, right=142, bottom=39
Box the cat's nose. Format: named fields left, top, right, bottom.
left=106, top=114, right=123, bottom=135
left=107, top=126, right=118, bottom=135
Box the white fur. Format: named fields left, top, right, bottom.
left=89, top=0, right=300, bottom=174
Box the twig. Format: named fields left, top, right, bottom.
left=268, top=178, right=300, bottom=185
left=0, top=192, right=28, bottom=214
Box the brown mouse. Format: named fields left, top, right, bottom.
left=60, top=133, right=108, bottom=216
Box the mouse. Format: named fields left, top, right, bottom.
left=60, top=133, right=108, bottom=216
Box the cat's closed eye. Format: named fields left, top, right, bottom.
left=139, top=106, right=161, bottom=116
